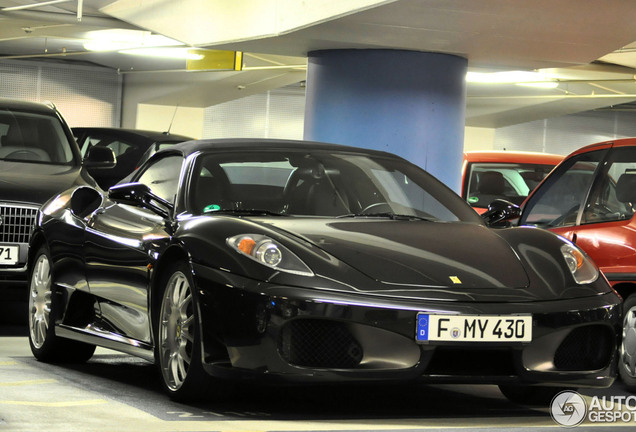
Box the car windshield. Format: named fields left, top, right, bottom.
left=0, top=110, right=75, bottom=164
left=190, top=150, right=482, bottom=223
left=465, top=162, right=557, bottom=208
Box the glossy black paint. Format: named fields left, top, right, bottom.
left=31, top=139, right=622, bottom=390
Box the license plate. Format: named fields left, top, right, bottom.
left=416, top=313, right=532, bottom=343
left=0, top=245, right=19, bottom=265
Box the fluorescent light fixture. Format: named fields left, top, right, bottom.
left=83, top=29, right=182, bottom=52
left=466, top=70, right=558, bottom=88
left=120, top=48, right=204, bottom=60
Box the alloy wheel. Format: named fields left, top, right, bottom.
left=622, top=305, right=636, bottom=377
left=159, top=271, right=195, bottom=391
left=29, top=254, right=52, bottom=349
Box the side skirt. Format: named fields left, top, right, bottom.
left=56, top=324, right=156, bottom=362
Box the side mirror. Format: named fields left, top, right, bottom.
left=482, top=199, right=521, bottom=227
left=84, top=146, right=116, bottom=169
left=108, top=182, right=173, bottom=219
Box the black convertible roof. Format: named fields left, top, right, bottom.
left=160, top=138, right=403, bottom=160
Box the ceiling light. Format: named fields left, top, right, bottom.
left=82, top=29, right=182, bottom=52
left=120, top=48, right=204, bottom=60
left=466, top=70, right=558, bottom=88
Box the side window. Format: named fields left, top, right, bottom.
left=136, top=155, right=183, bottom=203
left=80, top=134, right=138, bottom=158
left=582, top=147, right=636, bottom=224
left=521, top=149, right=608, bottom=228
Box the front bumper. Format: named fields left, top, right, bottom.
left=193, top=265, right=621, bottom=388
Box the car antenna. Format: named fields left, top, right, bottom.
left=164, top=105, right=178, bottom=136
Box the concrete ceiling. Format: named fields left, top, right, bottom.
left=2, top=0, right=636, bottom=128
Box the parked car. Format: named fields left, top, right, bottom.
left=73, top=127, right=193, bottom=189
left=518, top=137, right=636, bottom=390
left=462, top=151, right=563, bottom=213
left=28, top=138, right=619, bottom=403
left=0, top=98, right=113, bottom=288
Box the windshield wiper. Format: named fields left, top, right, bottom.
left=337, top=212, right=433, bottom=221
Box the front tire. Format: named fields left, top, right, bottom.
left=619, top=294, right=636, bottom=390
left=156, top=262, right=212, bottom=401
left=28, top=245, right=95, bottom=363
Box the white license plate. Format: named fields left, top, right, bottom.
left=0, top=245, right=19, bottom=265
left=416, top=313, right=532, bottom=343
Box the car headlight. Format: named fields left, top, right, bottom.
left=560, top=242, right=598, bottom=284
left=227, top=234, right=314, bottom=276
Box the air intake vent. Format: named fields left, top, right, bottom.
left=278, top=319, right=363, bottom=369
left=554, top=325, right=614, bottom=371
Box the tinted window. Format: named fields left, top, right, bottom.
left=136, top=155, right=183, bottom=203
left=0, top=110, right=74, bottom=164
left=521, top=149, right=607, bottom=228
left=79, top=134, right=142, bottom=158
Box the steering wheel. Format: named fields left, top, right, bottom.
left=5, top=149, right=42, bottom=161
left=360, top=202, right=392, bottom=214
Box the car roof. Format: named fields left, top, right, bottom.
left=566, top=137, right=636, bottom=158
left=464, top=150, right=563, bottom=165
left=0, top=97, right=60, bottom=115
left=72, top=127, right=193, bottom=142
left=156, top=138, right=406, bottom=160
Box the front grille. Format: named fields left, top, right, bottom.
left=0, top=204, right=38, bottom=243
left=554, top=325, right=614, bottom=371
left=278, top=319, right=363, bottom=368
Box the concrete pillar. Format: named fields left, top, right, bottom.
left=304, top=49, right=467, bottom=192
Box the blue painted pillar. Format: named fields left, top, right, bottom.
left=303, top=49, right=467, bottom=192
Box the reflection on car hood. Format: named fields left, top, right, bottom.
left=266, top=219, right=530, bottom=289
left=0, top=160, right=89, bottom=205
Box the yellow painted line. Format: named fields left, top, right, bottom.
left=0, top=379, right=57, bottom=386
left=0, top=399, right=108, bottom=407
left=0, top=361, right=18, bottom=365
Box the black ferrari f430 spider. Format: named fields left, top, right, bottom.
left=27, top=139, right=621, bottom=402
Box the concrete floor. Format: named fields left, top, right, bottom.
left=2, top=330, right=635, bottom=432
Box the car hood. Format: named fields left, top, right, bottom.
left=266, top=219, right=530, bottom=289
left=0, top=160, right=90, bottom=205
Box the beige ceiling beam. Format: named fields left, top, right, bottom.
left=101, top=0, right=396, bottom=47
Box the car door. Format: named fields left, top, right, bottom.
left=83, top=154, right=183, bottom=343
left=568, top=145, right=636, bottom=279
left=520, top=143, right=636, bottom=281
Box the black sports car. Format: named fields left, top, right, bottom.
left=28, top=139, right=621, bottom=402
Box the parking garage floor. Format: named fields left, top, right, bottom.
left=1, top=320, right=634, bottom=432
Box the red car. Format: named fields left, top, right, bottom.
left=518, top=138, right=636, bottom=389
left=462, top=151, right=563, bottom=213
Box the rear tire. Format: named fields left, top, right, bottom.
left=156, top=262, right=213, bottom=401
left=28, top=245, right=95, bottom=363
left=499, top=385, right=569, bottom=405
left=619, top=294, right=636, bottom=390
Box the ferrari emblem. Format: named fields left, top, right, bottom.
left=449, top=276, right=462, bottom=284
